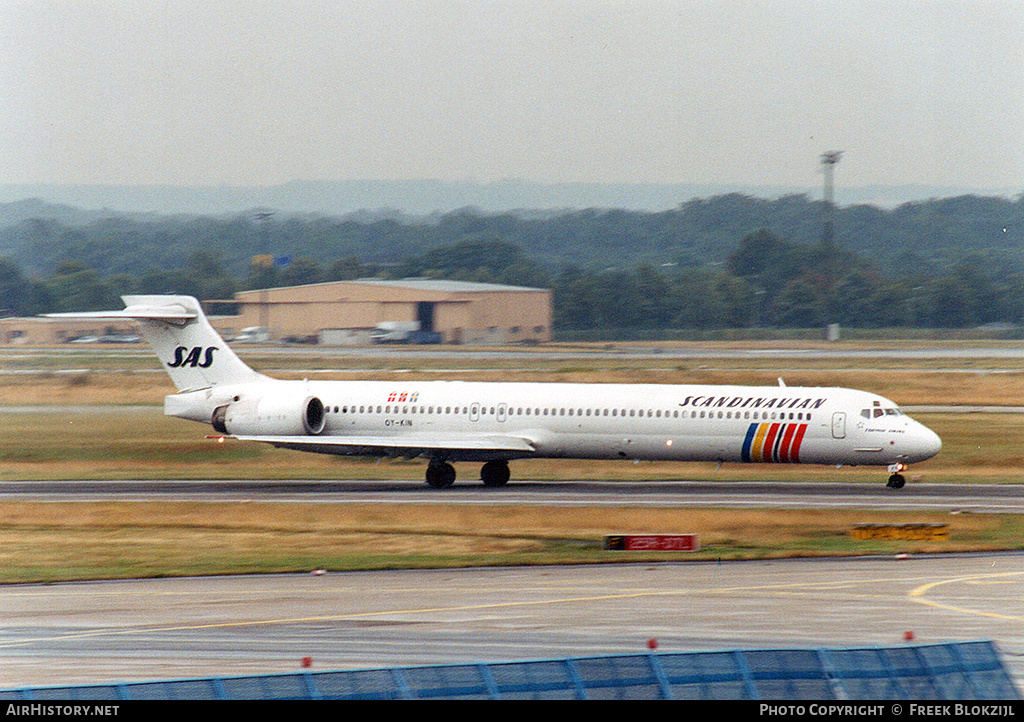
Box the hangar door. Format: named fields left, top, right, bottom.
left=416, top=302, right=436, bottom=332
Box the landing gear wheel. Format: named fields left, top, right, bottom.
left=480, top=460, right=511, bottom=487
left=425, top=462, right=456, bottom=489
left=887, top=473, right=906, bottom=489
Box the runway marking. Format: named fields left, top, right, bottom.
left=1, top=572, right=972, bottom=648
left=908, top=571, right=1024, bottom=621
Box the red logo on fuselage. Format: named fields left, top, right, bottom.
left=386, top=392, right=419, bottom=403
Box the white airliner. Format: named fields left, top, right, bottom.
left=55, top=295, right=942, bottom=489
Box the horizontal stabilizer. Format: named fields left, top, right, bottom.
left=46, top=297, right=197, bottom=325
left=46, top=295, right=262, bottom=391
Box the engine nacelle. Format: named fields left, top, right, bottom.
left=212, top=393, right=325, bottom=436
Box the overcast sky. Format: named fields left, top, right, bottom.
left=2, top=0, right=1022, bottom=194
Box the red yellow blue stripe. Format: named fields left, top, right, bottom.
left=742, top=422, right=807, bottom=463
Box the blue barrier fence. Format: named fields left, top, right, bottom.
left=3, top=641, right=1018, bottom=701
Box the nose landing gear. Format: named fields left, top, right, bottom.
left=887, top=462, right=907, bottom=489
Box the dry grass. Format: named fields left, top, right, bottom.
left=2, top=502, right=1019, bottom=583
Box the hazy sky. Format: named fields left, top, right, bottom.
left=3, top=0, right=1022, bottom=192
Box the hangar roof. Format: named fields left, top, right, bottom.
left=348, top=278, right=546, bottom=293
left=233, top=277, right=552, bottom=306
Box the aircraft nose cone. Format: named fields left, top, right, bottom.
left=914, top=425, right=942, bottom=461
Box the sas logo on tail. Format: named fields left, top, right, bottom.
left=168, top=346, right=218, bottom=368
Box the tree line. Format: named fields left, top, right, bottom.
left=0, top=192, right=1022, bottom=331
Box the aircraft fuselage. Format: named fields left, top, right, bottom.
left=167, top=378, right=942, bottom=468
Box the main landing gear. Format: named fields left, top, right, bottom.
left=886, top=462, right=907, bottom=489
left=424, top=459, right=511, bottom=489
left=425, top=461, right=457, bottom=489
left=480, top=460, right=511, bottom=487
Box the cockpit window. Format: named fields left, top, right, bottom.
left=862, top=407, right=902, bottom=419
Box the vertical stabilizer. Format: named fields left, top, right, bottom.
left=120, top=295, right=265, bottom=390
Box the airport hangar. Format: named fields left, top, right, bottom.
left=1, top=278, right=553, bottom=346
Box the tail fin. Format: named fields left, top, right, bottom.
left=48, top=295, right=265, bottom=391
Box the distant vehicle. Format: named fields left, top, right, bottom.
left=371, top=321, right=441, bottom=344
left=233, top=326, right=270, bottom=343
left=69, top=334, right=141, bottom=343
left=408, top=330, right=443, bottom=344
left=49, top=295, right=942, bottom=489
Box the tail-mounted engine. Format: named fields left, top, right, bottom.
left=211, top=393, right=325, bottom=436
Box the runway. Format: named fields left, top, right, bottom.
left=1, top=478, right=1022, bottom=514
left=3, top=554, right=1024, bottom=690
left=4, top=339, right=1022, bottom=691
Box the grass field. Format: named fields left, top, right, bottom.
left=3, top=502, right=1022, bottom=584
left=1, top=342, right=1022, bottom=582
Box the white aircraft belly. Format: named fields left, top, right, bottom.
left=232, top=431, right=537, bottom=461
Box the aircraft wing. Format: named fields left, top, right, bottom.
left=230, top=432, right=537, bottom=461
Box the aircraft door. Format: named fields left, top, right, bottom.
left=497, top=403, right=507, bottom=422
left=832, top=412, right=846, bottom=439
left=470, top=402, right=480, bottom=422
